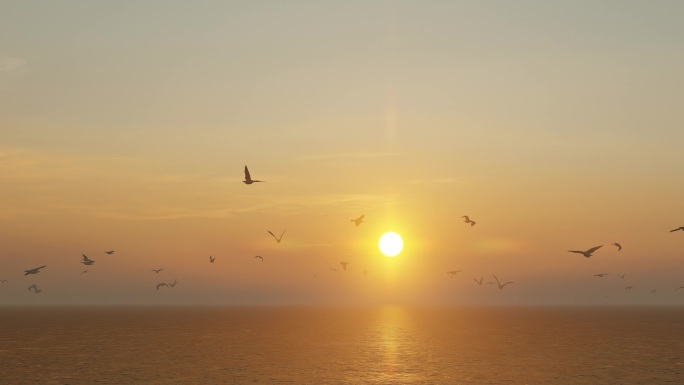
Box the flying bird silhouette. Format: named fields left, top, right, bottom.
left=168, top=279, right=178, bottom=288
left=312, top=273, right=319, bottom=278
left=462, top=216, right=476, bottom=226
left=567, top=245, right=602, bottom=258
left=0, top=280, right=7, bottom=283
left=351, top=215, right=365, bottom=227
left=624, top=286, right=633, bottom=291
left=594, top=273, right=608, bottom=278
left=340, top=262, right=350, bottom=272
left=156, top=283, right=169, bottom=291
left=675, top=285, right=684, bottom=292
left=492, top=274, right=514, bottom=289
left=617, top=273, right=626, bottom=279
left=612, top=243, right=622, bottom=251
left=473, top=276, right=483, bottom=285
left=152, top=268, right=164, bottom=273
left=104, top=250, right=115, bottom=254
left=209, top=255, right=215, bottom=263
left=24, top=266, right=46, bottom=276
left=255, top=255, right=263, bottom=262
left=81, top=254, right=95, bottom=266
left=670, top=227, right=684, bottom=232
left=243, top=165, right=264, bottom=184
left=650, top=289, right=657, bottom=293
left=446, top=270, right=462, bottom=278
left=27, top=284, right=41, bottom=293
left=268, top=229, right=287, bottom=243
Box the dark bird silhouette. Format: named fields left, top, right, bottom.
left=268, top=229, right=287, bottom=243
left=473, top=276, right=483, bottom=285
left=617, top=273, right=626, bottom=279
left=104, top=250, right=115, bottom=254
left=27, top=284, right=41, bottom=293
left=255, top=255, right=263, bottom=262
left=462, top=216, right=476, bottom=226
left=340, top=262, right=350, bottom=272
left=0, top=280, right=7, bottom=283
left=312, top=273, right=319, bottom=278
left=612, top=243, right=622, bottom=251
left=209, top=255, right=215, bottom=263
left=567, top=245, right=602, bottom=258
left=670, top=227, right=684, bottom=232
left=594, top=273, right=608, bottom=278
left=650, top=289, right=657, bottom=293
left=152, top=268, right=164, bottom=273
left=168, top=279, right=178, bottom=288
left=624, top=286, right=633, bottom=291
left=81, top=254, right=95, bottom=266
left=351, top=215, right=365, bottom=227
left=24, top=266, right=46, bottom=276
left=243, top=165, right=264, bottom=184
left=446, top=270, right=462, bottom=278
left=156, top=283, right=169, bottom=291
left=492, top=274, right=514, bottom=289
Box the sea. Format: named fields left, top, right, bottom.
left=1, top=306, right=683, bottom=384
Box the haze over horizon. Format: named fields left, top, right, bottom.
left=2, top=1, right=684, bottom=306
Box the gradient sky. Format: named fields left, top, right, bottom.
left=2, top=1, right=684, bottom=305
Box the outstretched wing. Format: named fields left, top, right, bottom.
left=280, top=229, right=287, bottom=239
left=244, top=165, right=251, bottom=181
left=267, top=231, right=276, bottom=239
left=567, top=250, right=584, bottom=254
left=492, top=274, right=501, bottom=286
left=586, top=246, right=602, bottom=254
left=501, top=281, right=514, bottom=288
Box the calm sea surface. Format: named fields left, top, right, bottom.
left=1, top=306, right=683, bottom=384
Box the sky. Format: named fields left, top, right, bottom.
left=1, top=0, right=684, bottom=306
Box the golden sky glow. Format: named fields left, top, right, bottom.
left=1, top=1, right=684, bottom=305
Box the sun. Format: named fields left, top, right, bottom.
left=378, top=232, right=403, bottom=257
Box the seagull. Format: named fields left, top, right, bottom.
left=492, top=274, right=514, bottom=289
left=567, top=245, right=602, bottom=258
left=617, top=273, right=626, bottom=279
left=669, top=227, right=684, bottom=232
left=462, top=216, right=476, bottom=226
left=446, top=270, right=462, bottom=278
left=612, top=243, right=622, bottom=251
left=624, top=286, right=633, bottom=291
left=209, top=255, right=215, bottom=263
left=675, top=285, right=684, bottom=292
left=152, top=268, right=164, bottom=273
left=255, top=255, right=263, bottom=262
left=340, top=262, right=350, bottom=272
left=81, top=270, right=90, bottom=275
left=81, top=254, right=95, bottom=266
left=267, top=229, right=287, bottom=243
left=24, top=266, right=46, bottom=276
left=351, top=215, right=365, bottom=227
left=156, top=283, right=169, bottom=291
left=312, top=273, right=319, bottom=278
left=594, top=273, right=609, bottom=278
left=168, top=279, right=178, bottom=288
left=0, top=280, right=7, bottom=283
left=104, top=250, right=115, bottom=254
left=243, top=165, right=264, bottom=184
left=473, top=276, right=483, bottom=285
left=27, top=284, right=40, bottom=293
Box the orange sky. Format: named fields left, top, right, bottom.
left=1, top=1, right=684, bottom=305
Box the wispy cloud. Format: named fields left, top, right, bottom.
left=0, top=56, right=26, bottom=72
left=297, top=152, right=400, bottom=161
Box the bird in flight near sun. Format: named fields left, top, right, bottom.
left=670, top=227, right=684, bottom=232
left=446, top=270, right=462, bottom=278
left=243, top=165, right=264, bottom=184
left=24, top=266, right=46, bottom=276
left=81, top=254, right=95, bottom=266
left=462, top=216, right=476, bottom=226
left=567, top=245, right=602, bottom=258
left=255, top=255, right=263, bottom=262
left=209, top=255, right=215, bottom=263
left=618, top=273, right=626, bottom=279
left=594, top=273, right=608, bottom=278
left=151, top=268, right=164, bottom=274
left=340, top=262, right=350, bottom=271
left=27, top=284, right=42, bottom=293
left=268, top=229, right=287, bottom=243
left=492, top=274, right=514, bottom=289
left=351, top=215, right=365, bottom=227
left=473, top=276, right=483, bottom=285
left=156, top=282, right=169, bottom=291
left=612, top=243, right=622, bottom=251
left=104, top=250, right=115, bottom=254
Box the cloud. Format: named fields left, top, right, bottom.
left=0, top=56, right=26, bottom=72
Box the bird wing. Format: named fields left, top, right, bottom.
left=567, top=250, right=584, bottom=254
left=501, top=282, right=514, bottom=288
left=492, top=274, right=501, bottom=286
left=586, top=246, right=603, bottom=253
left=244, top=166, right=251, bottom=180
left=267, top=231, right=276, bottom=239
left=280, top=229, right=287, bottom=239
left=156, top=283, right=168, bottom=290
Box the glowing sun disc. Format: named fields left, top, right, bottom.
left=379, top=232, right=403, bottom=257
